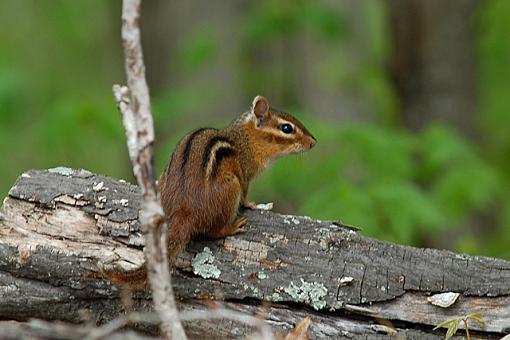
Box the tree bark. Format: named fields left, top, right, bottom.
left=1, top=168, right=509, bottom=338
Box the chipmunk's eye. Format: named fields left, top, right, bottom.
left=280, top=123, right=294, bottom=134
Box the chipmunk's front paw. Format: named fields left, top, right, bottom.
left=242, top=199, right=258, bottom=210
left=242, top=199, right=273, bottom=211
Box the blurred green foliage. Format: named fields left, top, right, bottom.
left=0, top=1, right=509, bottom=258
left=477, top=0, right=510, bottom=257
left=243, top=0, right=345, bottom=42
left=254, top=123, right=502, bottom=249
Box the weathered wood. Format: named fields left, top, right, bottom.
left=0, top=320, right=157, bottom=340
left=1, top=168, right=509, bottom=338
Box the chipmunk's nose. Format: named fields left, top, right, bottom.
left=309, top=136, right=317, bottom=149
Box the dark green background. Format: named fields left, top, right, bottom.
left=1, top=1, right=509, bottom=258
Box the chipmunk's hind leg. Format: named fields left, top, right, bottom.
left=205, top=169, right=247, bottom=239
left=167, top=235, right=189, bottom=267
left=207, top=216, right=247, bottom=238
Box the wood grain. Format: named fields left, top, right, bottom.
left=1, top=168, right=509, bottom=338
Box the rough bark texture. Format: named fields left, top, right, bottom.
left=1, top=168, right=509, bottom=339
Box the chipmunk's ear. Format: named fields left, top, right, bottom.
left=252, top=95, right=270, bottom=120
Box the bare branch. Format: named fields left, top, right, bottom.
left=84, top=312, right=159, bottom=340
left=113, top=0, right=186, bottom=338
left=84, top=309, right=275, bottom=340
left=179, top=309, right=274, bottom=340
left=112, top=85, right=138, bottom=166
left=0, top=319, right=157, bottom=340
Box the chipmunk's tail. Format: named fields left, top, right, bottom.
left=88, top=220, right=191, bottom=288
left=167, top=218, right=192, bottom=267
left=87, top=265, right=148, bottom=288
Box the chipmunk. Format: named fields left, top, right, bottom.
left=159, top=95, right=316, bottom=264
left=99, top=95, right=315, bottom=285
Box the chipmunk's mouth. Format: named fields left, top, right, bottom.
left=297, top=138, right=316, bottom=153
left=290, top=143, right=314, bottom=155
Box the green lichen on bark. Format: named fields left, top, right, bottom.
left=283, top=278, right=328, bottom=310
left=192, top=247, right=220, bottom=279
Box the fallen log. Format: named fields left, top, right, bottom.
left=1, top=168, right=509, bottom=338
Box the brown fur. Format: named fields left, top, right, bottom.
left=102, top=96, right=315, bottom=285
left=159, top=96, right=315, bottom=265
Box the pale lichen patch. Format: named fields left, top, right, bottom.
left=95, top=195, right=108, bottom=209
left=192, top=247, right=220, bottom=279
left=242, top=283, right=263, bottom=298
left=283, top=216, right=301, bottom=225
left=283, top=278, right=328, bottom=310
left=314, top=227, right=336, bottom=250
left=317, top=227, right=331, bottom=234
left=48, top=167, right=75, bottom=176
left=270, top=292, right=284, bottom=302
left=111, top=198, right=129, bottom=207
left=93, top=182, right=106, bottom=192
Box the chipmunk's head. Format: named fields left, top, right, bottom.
left=244, top=95, right=316, bottom=158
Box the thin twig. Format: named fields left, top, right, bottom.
left=84, top=312, right=159, bottom=340
left=113, top=1, right=275, bottom=339
left=113, top=0, right=186, bottom=338
left=84, top=309, right=274, bottom=340
left=179, top=309, right=274, bottom=340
